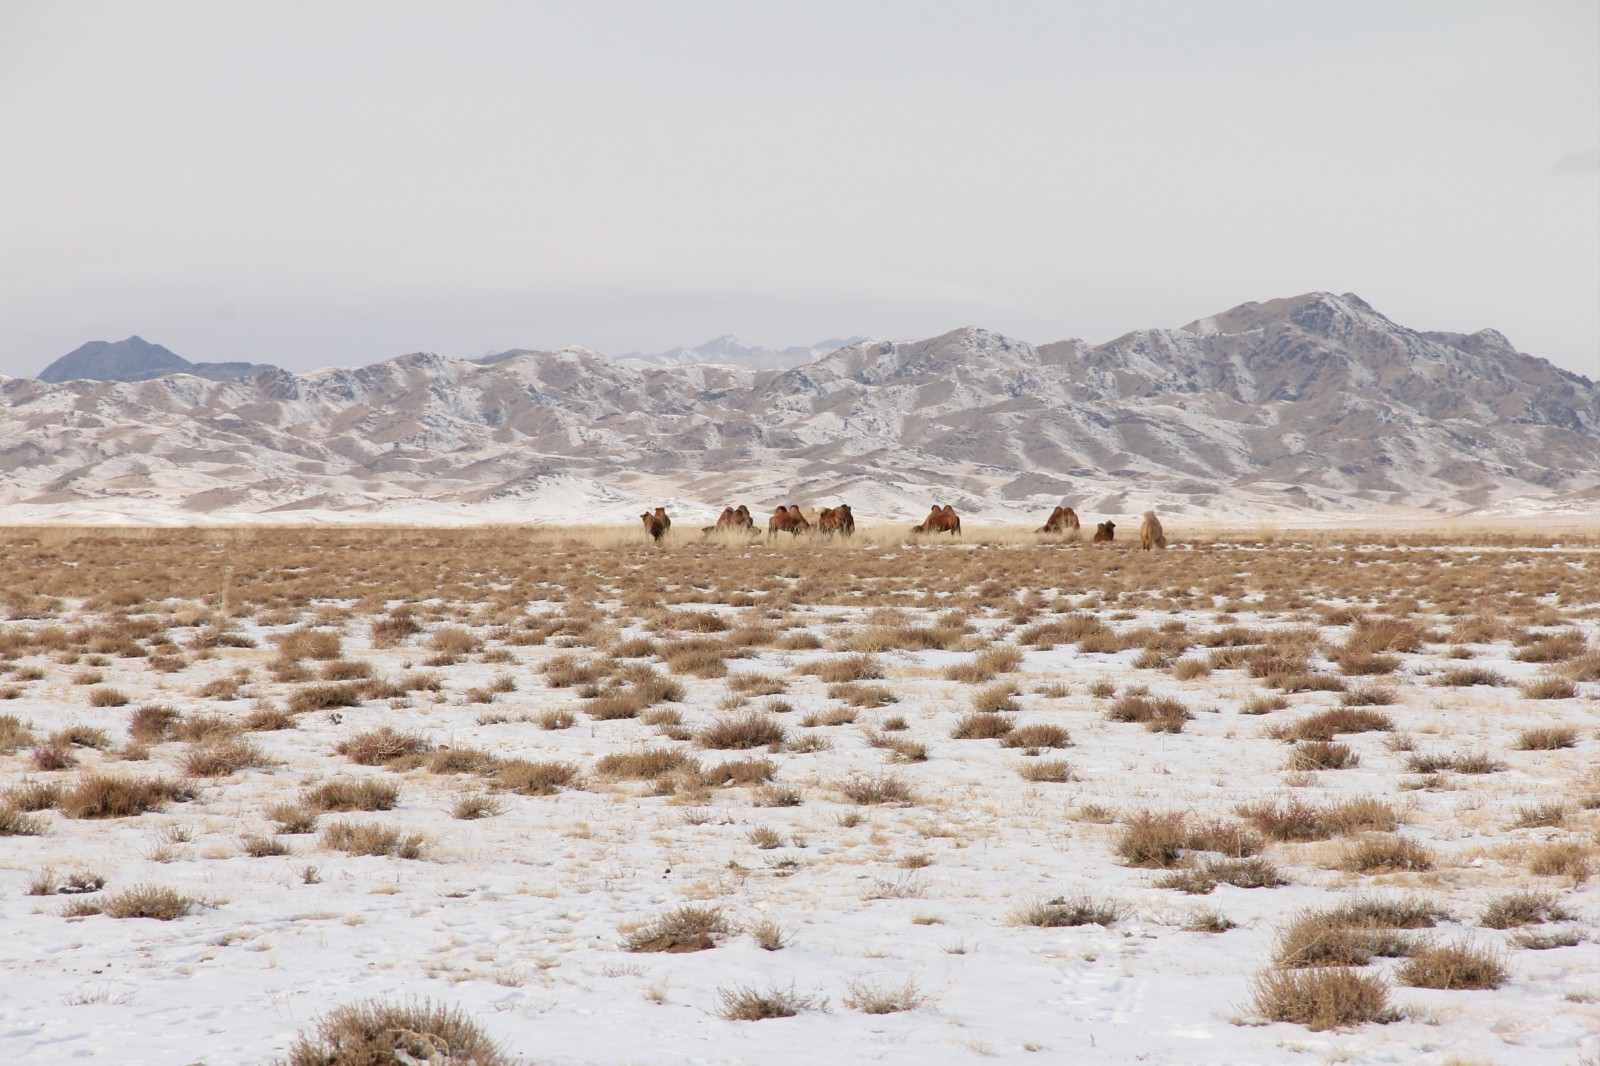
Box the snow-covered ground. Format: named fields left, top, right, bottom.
left=0, top=533, right=1596, bottom=1065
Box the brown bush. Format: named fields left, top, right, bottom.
left=336, top=728, right=432, bottom=766
left=1340, top=835, right=1435, bottom=873
left=283, top=999, right=508, bottom=1066
left=304, top=779, right=399, bottom=812
left=951, top=712, right=1013, bottom=740
left=182, top=738, right=271, bottom=777
left=1251, top=968, right=1395, bottom=1030
left=596, top=748, right=697, bottom=780
left=494, top=759, right=580, bottom=796
left=1011, top=896, right=1123, bottom=927
left=838, top=773, right=914, bottom=805
left=1237, top=797, right=1398, bottom=841
left=321, top=821, right=426, bottom=858
left=697, top=712, right=784, bottom=750
left=102, top=884, right=195, bottom=920
left=1515, top=725, right=1577, bottom=750
left=1000, top=723, right=1071, bottom=749
left=1106, top=694, right=1191, bottom=733
left=1285, top=741, right=1359, bottom=771
left=1396, top=942, right=1507, bottom=989
left=1480, top=891, right=1573, bottom=929
left=275, top=627, right=343, bottom=662
left=289, top=683, right=365, bottom=714
left=61, top=774, right=191, bottom=819
left=805, top=654, right=884, bottom=684
left=716, top=984, right=826, bottom=1021
left=1115, top=811, right=1187, bottom=868
left=624, top=906, right=729, bottom=953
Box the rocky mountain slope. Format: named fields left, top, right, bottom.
left=3, top=293, right=1595, bottom=524
left=38, top=336, right=277, bottom=384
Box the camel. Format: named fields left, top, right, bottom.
left=1037, top=505, right=1081, bottom=539
left=818, top=504, right=855, bottom=538
left=912, top=503, right=961, bottom=536
left=1091, top=520, right=1115, bottom=544
left=703, top=505, right=756, bottom=536
left=767, top=505, right=811, bottom=539
left=1140, top=511, right=1166, bottom=550
left=640, top=511, right=669, bottom=544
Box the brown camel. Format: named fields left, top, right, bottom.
left=767, top=505, right=811, bottom=539
left=641, top=511, right=668, bottom=544
left=703, top=505, right=757, bottom=536
left=1092, top=520, right=1115, bottom=544
left=817, top=504, right=855, bottom=538
left=1038, top=505, right=1081, bottom=539
left=912, top=503, right=961, bottom=536
left=1140, top=511, right=1166, bottom=550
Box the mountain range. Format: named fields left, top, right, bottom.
left=3, top=292, right=1596, bottom=524
left=37, top=336, right=276, bottom=384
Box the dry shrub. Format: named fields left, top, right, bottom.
left=1515, top=725, right=1577, bottom=750
left=0, top=713, right=35, bottom=753
left=1159, top=857, right=1285, bottom=893
left=282, top=999, right=508, bottom=1066
left=1433, top=667, right=1507, bottom=688
left=1341, top=835, right=1435, bottom=873
left=1480, top=891, right=1573, bottom=929
left=1115, top=811, right=1187, bottom=868
left=1405, top=751, right=1503, bottom=774
left=838, top=772, right=914, bottom=805
left=583, top=690, right=647, bottom=720
left=970, top=683, right=1019, bottom=713
left=596, top=748, right=697, bottom=780
left=716, top=984, right=825, bottom=1021
left=5, top=779, right=64, bottom=812
left=1344, top=618, right=1424, bottom=655
left=183, top=738, right=271, bottom=777
left=320, top=660, right=373, bottom=682
left=1340, top=685, right=1397, bottom=707
left=244, top=705, right=295, bottom=731
left=1527, top=842, right=1592, bottom=881
left=1521, top=677, right=1578, bottom=700
left=1238, top=796, right=1398, bottom=841
left=336, top=728, right=432, bottom=766
left=1396, top=942, right=1507, bottom=989
left=1184, top=819, right=1264, bottom=858
left=750, top=918, right=787, bottom=950
left=267, top=803, right=319, bottom=834
left=1242, top=694, right=1288, bottom=715
left=624, top=906, right=728, bottom=953
left=172, top=713, right=240, bottom=743
left=1274, top=708, right=1391, bottom=742
left=1512, top=802, right=1568, bottom=829
left=242, top=834, right=289, bottom=857
left=321, top=821, right=426, bottom=858
left=369, top=610, right=422, bottom=648
left=450, top=739, right=556, bottom=787
left=427, top=747, right=500, bottom=775
left=702, top=757, right=776, bottom=786
left=951, top=712, right=1013, bottom=740
left=539, top=709, right=575, bottom=731
left=88, top=688, right=129, bottom=708
left=828, top=682, right=897, bottom=708
left=1011, top=896, right=1123, bottom=928
left=1514, top=630, right=1587, bottom=663
left=728, top=672, right=788, bottom=696
left=31, top=742, right=76, bottom=770
left=1334, top=653, right=1400, bottom=676
left=289, top=683, right=365, bottom=714
left=102, top=884, right=195, bottom=920
left=451, top=793, right=504, bottom=820
left=275, top=627, right=343, bottom=662
left=1000, top=723, right=1071, bottom=749
left=1285, top=741, right=1359, bottom=771
left=61, top=774, right=191, bottom=819
left=806, top=654, right=883, bottom=684
left=698, top=712, right=784, bottom=750
left=1106, top=694, right=1190, bottom=733
left=1018, top=759, right=1073, bottom=783
left=661, top=640, right=730, bottom=679
left=1171, top=658, right=1211, bottom=681
left=843, top=979, right=925, bottom=1015
left=1251, top=968, right=1395, bottom=1030
left=304, top=778, right=399, bottom=812
left=0, top=806, right=47, bottom=836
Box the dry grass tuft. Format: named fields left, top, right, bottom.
left=1115, top=811, right=1188, bottom=868
left=304, top=779, right=399, bottom=812
left=1515, top=725, right=1577, bottom=750
left=336, top=728, right=432, bottom=766
left=1011, top=896, right=1123, bottom=927
left=1251, top=968, right=1395, bottom=1030
left=102, top=884, right=195, bottom=920
left=61, top=774, right=191, bottom=819
left=1480, top=891, right=1573, bottom=929
left=843, top=979, right=925, bottom=1015
left=1238, top=796, right=1398, bottom=841
left=494, top=759, right=580, bottom=796
left=1340, top=835, right=1435, bottom=873
left=282, top=998, right=509, bottom=1066
left=716, top=984, right=826, bottom=1021
left=697, top=712, right=784, bottom=750
left=624, top=906, right=729, bottom=953
left=1396, top=942, right=1507, bottom=989
left=321, top=821, right=427, bottom=858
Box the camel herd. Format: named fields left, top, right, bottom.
left=639, top=503, right=1169, bottom=548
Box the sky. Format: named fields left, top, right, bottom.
left=1, top=0, right=1596, bottom=378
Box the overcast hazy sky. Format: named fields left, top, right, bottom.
left=2, top=0, right=1596, bottom=377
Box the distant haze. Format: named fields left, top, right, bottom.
left=1, top=1, right=1595, bottom=378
